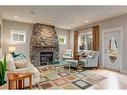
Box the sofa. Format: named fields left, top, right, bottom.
left=6, top=53, right=40, bottom=87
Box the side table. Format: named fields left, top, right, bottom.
left=7, top=73, right=32, bottom=90
left=76, top=54, right=87, bottom=71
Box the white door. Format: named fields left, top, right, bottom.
left=103, top=27, right=122, bottom=72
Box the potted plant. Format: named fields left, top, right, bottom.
left=0, top=54, right=7, bottom=89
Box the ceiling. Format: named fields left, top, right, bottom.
left=0, top=6, right=127, bottom=30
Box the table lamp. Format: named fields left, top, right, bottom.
left=8, top=47, right=21, bottom=58
left=9, top=47, right=16, bottom=53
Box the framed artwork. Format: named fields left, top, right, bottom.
left=58, top=36, right=66, bottom=44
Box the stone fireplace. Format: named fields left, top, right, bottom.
left=30, top=23, right=59, bottom=67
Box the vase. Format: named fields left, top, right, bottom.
left=0, top=81, right=7, bottom=89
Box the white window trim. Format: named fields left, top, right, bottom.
left=10, top=30, right=26, bottom=44
left=78, top=31, right=92, bottom=51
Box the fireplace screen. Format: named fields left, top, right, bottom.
left=40, top=52, right=53, bottom=66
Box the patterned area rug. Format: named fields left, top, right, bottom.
left=33, top=66, right=106, bottom=90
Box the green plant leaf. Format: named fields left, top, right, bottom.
left=0, top=61, right=3, bottom=83
left=0, top=61, right=2, bottom=76
left=3, top=54, right=7, bottom=80
left=0, top=54, right=7, bottom=85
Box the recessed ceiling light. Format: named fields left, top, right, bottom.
left=70, top=21, right=74, bottom=24
left=47, top=19, right=55, bottom=24
left=30, top=11, right=35, bottom=14
left=84, top=20, right=88, bottom=23
left=47, top=21, right=52, bottom=24
left=14, top=16, right=18, bottom=19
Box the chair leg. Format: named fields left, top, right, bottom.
left=83, top=67, right=86, bottom=70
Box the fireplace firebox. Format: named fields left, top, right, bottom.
left=40, top=52, right=53, bottom=66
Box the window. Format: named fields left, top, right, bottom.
left=10, top=30, right=26, bottom=44
left=78, top=32, right=93, bottom=51
left=58, top=36, right=66, bottom=44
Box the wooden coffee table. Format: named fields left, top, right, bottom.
left=7, top=73, right=32, bottom=90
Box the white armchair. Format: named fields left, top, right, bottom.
left=62, top=49, right=73, bottom=60
left=79, top=51, right=100, bottom=69
left=62, top=49, right=78, bottom=68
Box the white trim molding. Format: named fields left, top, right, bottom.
left=10, top=30, right=26, bottom=44
left=102, top=27, right=123, bottom=72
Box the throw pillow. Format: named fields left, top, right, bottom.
left=7, top=60, right=16, bottom=71
left=6, top=53, right=16, bottom=71
left=14, top=60, right=28, bottom=69
left=7, top=53, right=14, bottom=62
left=14, top=53, right=26, bottom=61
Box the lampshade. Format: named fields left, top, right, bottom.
left=9, top=47, right=16, bottom=53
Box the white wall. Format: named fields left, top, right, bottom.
left=70, top=14, right=127, bottom=74
left=3, top=20, right=33, bottom=59
left=0, top=14, right=3, bottom=58
left=70, top=31, right=74, bottom=50
left=56, top=28, right=70, bottom=59
left=3, top=20, right=70, bottom=59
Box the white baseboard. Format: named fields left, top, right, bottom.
left=121, top=70, right=127, bottom=74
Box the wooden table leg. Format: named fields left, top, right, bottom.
left=23, top=79, right=24, bottom=89
left=18, top=80, right=23, bottom=89
left=8, top=80, right=10, bottom=89
left=9, top=80, right=14, bottom=90
left=16, top=80, right=18, bottom=89
left=69, top=65, right=70, bottom=72
left=77, top=55, right=80, bottom=68
left=29, top=75, right=32, bottom=89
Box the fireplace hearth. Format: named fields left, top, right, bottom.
left=40, top=52, right=53, bottom=66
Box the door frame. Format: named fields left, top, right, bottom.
left=102, top=27, right=123, bottom=72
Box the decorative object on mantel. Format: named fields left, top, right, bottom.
left=8, top=47, right=26, bottom=59
left=0, top=54, right=7, bottom=89
left=30, top=23, right=59, bottom=67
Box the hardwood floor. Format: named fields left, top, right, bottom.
left=87, top=69, right=127, bottom=90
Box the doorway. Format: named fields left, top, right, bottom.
left=102, top=27, right=123, bottom=72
